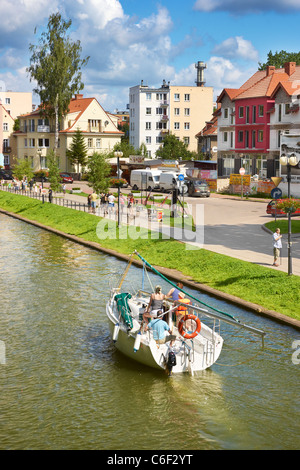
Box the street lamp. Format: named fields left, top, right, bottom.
left=279, top=152, right=298, bottom=275
left=114, top=151, right=123, bottom=227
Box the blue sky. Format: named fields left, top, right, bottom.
left=1, top=0, right=300, bottom=113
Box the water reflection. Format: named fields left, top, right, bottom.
left=0, top=213, right=299, bottom=450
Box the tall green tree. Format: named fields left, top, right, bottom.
left=27, top=13, right=89, bottom=151
left=156, top=133, right=192, bottom=160
left=66, top=128, right=88, bottom=173
left=258, top=50, right=300, bottom=70
left=47, top=150, right=62, bottom=192
left=86, top=152, right=111, bottom=194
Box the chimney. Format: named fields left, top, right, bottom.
left=284, top=62, right=296, bottom=76
left=75, top=94, right=83, bottom=100
left=266, top=66, right=275, bottom=76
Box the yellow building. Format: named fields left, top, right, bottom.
left=169, top=85, right=213, bottom=152
left=14, top=94, right=123, bottom=172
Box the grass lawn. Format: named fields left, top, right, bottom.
left=1, top=190, right=300, bottom=321
left=265, top=217, right=300, bottom=234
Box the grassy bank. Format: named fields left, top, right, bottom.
left=1, top=190, right=300, bottom=321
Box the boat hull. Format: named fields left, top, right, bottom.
left=106, top=299, right=223, bottom=374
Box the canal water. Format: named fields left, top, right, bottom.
left=0, top=213, right=299, bottom=450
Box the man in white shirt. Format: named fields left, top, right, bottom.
left=273, top=228, right=282, bottom=267
left=108, top=193, right=115, bottom=216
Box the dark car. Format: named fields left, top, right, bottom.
left=60, top=173, right=73, bottom=183
left=0, top=171, right=12, bottom=180
left=266, top=199, right=300, bottom=217
left=186, top=178, right=210, bottom=197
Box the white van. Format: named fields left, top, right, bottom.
left=159, top=172, right=187, bottom=194
left=130, top=169, right=161, bottom=191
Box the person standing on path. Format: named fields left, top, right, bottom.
left=273, top=228, right=282, bottom=267
left=91, top=191, right=98, bottom=214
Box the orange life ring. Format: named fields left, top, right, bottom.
left=178, top=314, right=201, bottom=339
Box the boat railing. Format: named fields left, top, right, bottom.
left=184, top=303, right=266, bottom=347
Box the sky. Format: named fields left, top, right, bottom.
left=1, top=0, right=300, bottom=113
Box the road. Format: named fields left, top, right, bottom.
left=189, top=194, right=300, bottom=276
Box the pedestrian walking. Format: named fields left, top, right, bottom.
left=48, top=188, right=53, bottom=203
left=87, top=194, right=92, bottom=213
left=273, top=228, right=282, bottom=266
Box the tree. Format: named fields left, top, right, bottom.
left=112, top=141, right=137, bottom=159
left=47, top=150, right=62, bottom=192
left=27, top=13, right=89, bottom=152
left=156, top=133, right=192, bottom=160
left=258, top=50, right=300, bottom=70
left=12, top=159, right=34, bottom=182
left=86, top=152, right=112, bottom=194
left=66, top=128, right=88, bottom=173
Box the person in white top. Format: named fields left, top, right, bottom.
left=108, top=193, right=115, bottom=215
left=273, top=228, right=282, bottom=267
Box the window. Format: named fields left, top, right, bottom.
left=29, top=119, right=35, bottom=132
left=88, top=138, right=93, bottom=148
left=174, top=93, right=180, bottom=101
left=277, top=131, right=281, bottom=148
left=146, top=93, right=151, bottom=100
left=238, top=131, right=243, bottom=143
left=96, top=138, right=101, bottom=148
left=24, top=138, right=28, bottom=148
left=3, top=139, right=9, bottom=149
left=253, top=105, right=256, bottom=123
left=184, top=108, right=190, bottom=116
left=258, top=130, right=263, bottom=142
left=146, top=107, right=151, bottom=115
left=252, top=130, right=256, bottom=148
left=40, top=156, right=47, bottom=169
left=223, top=132, right=228, bottom=142
left=224, top=108, right=228, bottom=119
left=246, top=106, right=250, bottom=123
left=174, top=122, right=180, bottom=130
left=5, top=98, right=10, bottom=105
left=230, top=132, right=234, bottom=148
left=258, top=105, right=264, bottom=117
left=174, top=108, right=180, bottom=115
left=156, top=108, right=163, bottom=115
left=29, top=138, right=35, bottom=148
left=285, top=103, right=290, bottom=114
left=239, top=106, right=244, bottom=118
left=145, top=122, right=151, bottom=130
left=245, top=131, right=249, bottom=148
left=183, top=137, right=190, bottom=145
left=184, top=122, right=190, bottom=130
left=184, top=94, right=190, bottom=101
left=156, top=122, right=167, bottom=130
left=145, top=136, right=151, bottom=144
left=3, top=123, right=8, bottom=131
left=156, top=136, right=163, bottom=143
left=38, top=138, right=49, bottom=148
left=278, top=104, right=282, bottom=122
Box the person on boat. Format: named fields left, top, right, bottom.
left=143, top=285, right=166, bottom=322
left=166, top=282, right=185, bottom=301
left=144, top=317, right=176, bottom=347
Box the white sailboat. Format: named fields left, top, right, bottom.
left=106, top=251, right=265, bottom=375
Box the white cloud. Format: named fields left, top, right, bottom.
left=212, top=36, right=258, bottom=61
left=193, top=0, right=300, bottom=14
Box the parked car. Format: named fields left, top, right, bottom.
left=60, top=173, right=73, bottom=183
left=266, top=199, right=300, bottom=217
left=0, top=170, right=12, bottom=180
left=186, top=178, right=210, bottom=197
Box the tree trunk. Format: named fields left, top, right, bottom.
left=54, top=95, right=59, bottom=153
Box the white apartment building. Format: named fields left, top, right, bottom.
left=129, top=63, right=213, bottom=158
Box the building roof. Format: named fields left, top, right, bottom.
left=218, top=63, right=300, bottom=103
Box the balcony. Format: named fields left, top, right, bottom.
left=160, top=115, right=169, bottom=122
left=160, top=101, right=169, bottom=107
left=37, top=125, right=50, bottom=133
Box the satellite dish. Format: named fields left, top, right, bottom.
left=212, top=146, right=218, bottom=153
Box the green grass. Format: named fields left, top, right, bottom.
left=1, top=190, right=300, bottom=321
left=265, top=218, right=300, bottom=234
